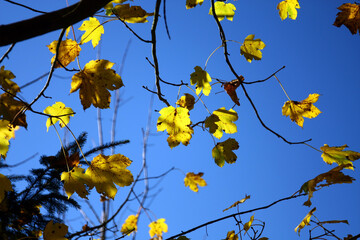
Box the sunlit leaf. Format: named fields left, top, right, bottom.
left=282, top=93, right=321, bottom=127
left=157, top=106, right=194, bottom=148
left=223, top=195, right=250, bottom=212
left=294, top=208, right=316, bottom=235
left=0, top=93, right=27, bottom=128
left=176, top=93, right=195, bottom=110
left=209, top=1, right=236, bottom=21
left=212, top=138, right=239, bottom=167
left=333, top=3, right=360, bottom=35
left=79, top=17, right=104, bottom=47
left=43, top=220, right=68, bottom=240
left=113, top=4, right=154, bottom=23
left=243, top=215, right=254, bottom=235
left=0, top=120, right=18, bottom=159
left=47, top=39, right=81, bottom=68
left=190, top=66, right=212, bottom=96
left=43, top=102, right=74, bottom=131
left=70, top=59, right=124, bottom=110
left=61, top=167, right=91, bottom=199
left=320, top=144, right=360, bottom=170
left=121, top=214, right=138, bottom=235
left=205, top=108, right=238, bottom=139
left=0, top=66, right=19, bottom=95
left=224, top=230, right=238, bottom=240
left=0, top=173, right=13, bottom=202
left=184, top=172, right=207, bottom=192
left=149, top=218, right=168, bottom=238
left=240, top=35, right=266, bottom=63
left=277, top=0, right=300, bottom=20
left=186, top=0, right=204, bottom=9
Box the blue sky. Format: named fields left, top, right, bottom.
left=1, top=0, right=360, bottom=239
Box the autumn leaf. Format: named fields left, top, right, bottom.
left=47, top=39, right=81, bottom=68
left=212, top=138, right=239, bottom=167
left=0, top=66, right=19, bottom=95
left=43, top=220, right=68, bottom=240
left=243, top=215, right=254, bottom=235
left=43, top=102, right=74, bottom=131
left=223, top=77, right=244, bottom=106
left=294, top=208, right=316, bottom=235
left=299, top=164, right=354, bottom=206
left=157, top=106, right=194, bottom=149
left=240, top=35, right=266, bottom=63
left=85, top=154, right=134, bottom=199
left=104, top=0, right=128, bottom=13
left=320, top=144, right=360, bottom=170
left=277, top=0, right=300, bottom=20
left=70, top=59, right=124, bottom=110
left=0, top=173, right=13, bottom=202
left=282, top=93, right=321, bottom=127
left=225, top=230, right=238, bottom=240
left=0, top=93, right=27, bottom=128
left=209, top=1, right=236, bottom=21
left=190, top=66, right=212, bottom=96
left=79, top=17, right=104, bottom=47
left=186, top=0, right=204, bottom=9
left=48, top=152, right=80, bottom=171
left=149, top=218, right=168, bottom=238
left=61, top=167, right=91, bottom=199
left=205, top=108, right=238, bottom=139
left=0, top=120, right=18, bottom=159
left=184, top=172, right=207, bottom=192
left=176, top=93, right=195, bottom=110
left=333, top=3, right=360, bottom=35
left=113, top=4, right=154, bottom=23
left=223, top=194, right=250, bottom=212
left=121, top=214, right=138, bottom=235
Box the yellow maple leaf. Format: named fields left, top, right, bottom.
left=0, top=93, right=27, bottom=128
left=61, top=167, right=91, bottom=199
left=209, top=1, right=236, bottom=21
left=0, top=173, right=13, bottom=202
left=212, top=138, right=239, bottom=167
left=243, top=215, right=254, bottom=235
left=205, top=108, right=238, bottom=139
left=299, top=164, right=354, bottom=206
left=149, top=218, right=168, bottom=238
left=225, top=230, right=238, bottom=240
left=0, top=66, right=19, bottom=95
left=0, top=120, right=18, bottom=159
left=43, top=102, right=74, bottom=131
left=43, top=220, right=68, bottom=240
left=70, top=59, right=124, bottom=110
left=190, top=66, right=212, bottom=96
left=157, top=106, right=194, bottom=148
left=277, top=0, right=300, bottom=20
left=186, top=0, right=204, bottom=9
left=47, top=39, right=81, bottom=68
left=176, top=93, right=195, bottom=110
left=113, top=4, right=154, bottom=23
left=223, top=194, right=250, bottom=212
left=79, top=17, right=104, bottom=47
left=240, top=34, right=266, bottom=63
left=320, top=144, right=360, bottom=170
left=282, top=93, right=321, bottom=127
left=333, top=3, right=360, bottom=35
left=85, top=154, right=134, bottom=199
left=184, top=172, right=207, bottom=192
left=294, top=208, right=316, bottom=235
left=121, top=214, right=138, bottom=235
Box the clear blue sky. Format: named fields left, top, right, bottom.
left=1, top=0, right=360, bottom=239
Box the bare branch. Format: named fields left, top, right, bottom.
left=4, top=0, right=47, bottom=13
left=0, top=43, right=16, bottom=64
left=243, top=66, right=286, bottom=84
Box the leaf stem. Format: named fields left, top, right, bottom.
left=304, top=143, right=322, bottom=153
left=273, top=74, right=291, bottom=101
left=186, top=85, right=211, bottom=115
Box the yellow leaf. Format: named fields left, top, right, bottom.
left=0, top=120, right=18, bottom=159
left=240, top=34, right=265, bottom=63
left=104, top=0, right=128, bottom=10
left=0, top=173, right=13, bottom=202
left=43, top=220, right=68, bottom=240
left=61, top=167, right=91, bottom=199
left=223, top=195, right=250, bottom=212
left=209, top=2, right=236, bottom=21
left=43, top=102, right=74, bottom=131
left=243, top=215, right=254, bottom=235
left=190, top=66, right=212, bottom=96
left=0, top=66, right=19, bottom=95
left=85, top=154, right=134, bottom=199
left=121, top=214, right=138, bottom=235
left=79, top=17, right=104, bottom=47
left=157, top=106, right=194, bottom=148
left=299, top=164, right=354, bottom=206
left=113, top=4, right=154, bottom=23
left=212, top=138, right=239, bottom=167
left=47, top=39, right=81, bottom=68
left=320, top=144, right=360, bottom=170
left=70, top=59, right=124, bottom=110
left=176, top=93, right=195, bottom=110
left=294, top=208, right=316, bottom=235
left=184, top=172, right=207, bottom=192
left=0, top=93, right=27, bottom=128
left=282, top=93, right=321, bottom=127
left=186, top=0, right=204, bottom=9
left=205, top=108, right=238, bottom=139
left=149, top=218, right=168, bottom=238
left=333, top=3, right=360, bottom=35
left=225, top=230, right=238, bottom=240
left=277, top=0, right=300, bottom=20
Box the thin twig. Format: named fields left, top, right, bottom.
left=115, top=16, right=151, bottom=43
left=163, top=0, right=171, bottom=39
left=0, top=43, right=15, bottom=64
left=4, top=0, right=47, bottom=13
left=243, top=66, right=286, bottom=84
